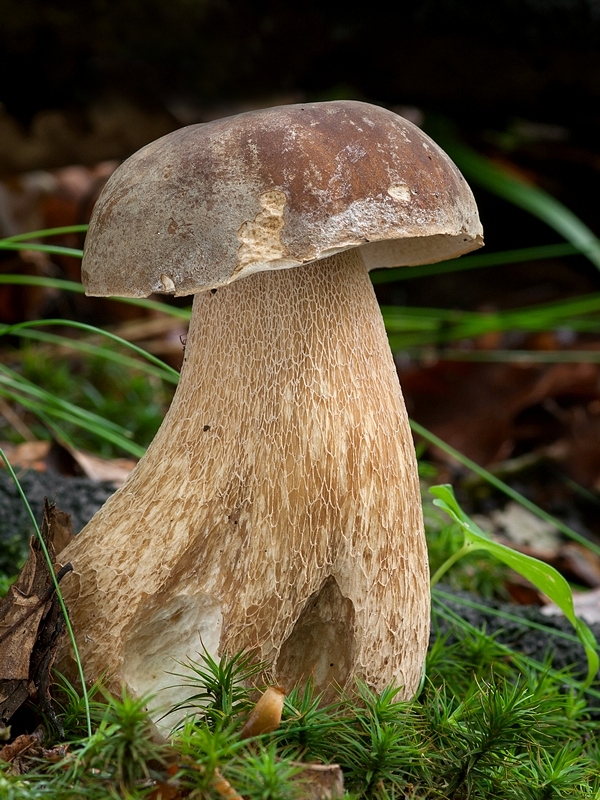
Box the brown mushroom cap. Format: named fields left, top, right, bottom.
left=82, top=100, right=482, bottom=298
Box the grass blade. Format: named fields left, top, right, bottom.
left=2, top=225, right=88, bottom=241
left=0, top=447, right=92, bottom=737
left=408, top=349, right=600, bottom=364
left=0, top=275, right=192, bottom=320
left=0, top=369, right=146, bottom=458
left=0, top=241, right=84, bottom=258
left=6, top=326, right=179, bottom=384
left=431, top=592, right=600, bottom=699
left=428, top=118, right=600, bottom=271
left=370, top=242, right=580, bottom=284
left=1, top=319, right=181, bottom=383
left=383, top=292, right=600, bottom=349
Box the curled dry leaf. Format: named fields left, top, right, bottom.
left=0, top=439, right=136, bottom=486
left=0, top=727, right=44, bottom=764
left=0, top=726, right=45, bottom=774
left=62, top=448, right=136, bottom=487
left=0, top=500, right=74, bottom=729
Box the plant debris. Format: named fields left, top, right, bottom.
left=0, top=500, right=74, bottom=734
left=239, top=686, right=286, bottom=739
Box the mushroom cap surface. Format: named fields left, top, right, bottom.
left=82, top=100, right=483, bottom=297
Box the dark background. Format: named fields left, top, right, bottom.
left=3, top=0, right=600, bottom=298
left=2, top=0, right=600, bottom=164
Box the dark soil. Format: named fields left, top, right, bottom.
left=432, top=588, right=600, bottom=682
left=0, top=469, right=115, bottom=574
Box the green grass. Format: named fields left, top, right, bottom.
left=0, top=320, right=178, bottom=458
left=17, top=343, right=172, bottom=456
left=1, top=633, right=598, bottom=799
left=381, top=293, right=600, bottom=352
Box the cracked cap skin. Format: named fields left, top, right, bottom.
left=82, top=99, right=483, bottom=298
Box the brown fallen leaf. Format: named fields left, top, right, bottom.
left=0, top=727, right=44, bottom=764
left=0, top=726, right=68, bottom=775
left=60, top=445, right=137, bottom=486
left=504, top=572, right=547, bottom=606
left=402, top=359, right=600, bottom=468
left=0, top=438, right=137, bottom=486
left=0, top=440, right=51, bottom=472
left=0, top=499, right=75, bottom=732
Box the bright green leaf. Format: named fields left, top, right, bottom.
left=429, top=484, right=599, bottom=687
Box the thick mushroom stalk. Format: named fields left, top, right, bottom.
left=58, top=249, right=428, bottom=713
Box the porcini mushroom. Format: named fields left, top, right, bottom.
left=58, top=100, right=482, bottom=723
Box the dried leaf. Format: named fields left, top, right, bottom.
left=0, top=441, right=50, bottom=471
left=402, top=360, right=600, bottom=468
left=0, top=438, right=136, bottom=487
left=62, top=446, right=136, bottom=486
left=0, top=727, right=44, bottom=764
left=0, top=500, right=74, bottom=728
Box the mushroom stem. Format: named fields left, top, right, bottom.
left=58, top=248, right=429, bottom=718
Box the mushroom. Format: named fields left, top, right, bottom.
left=57, top=100, right=482, bottom=723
